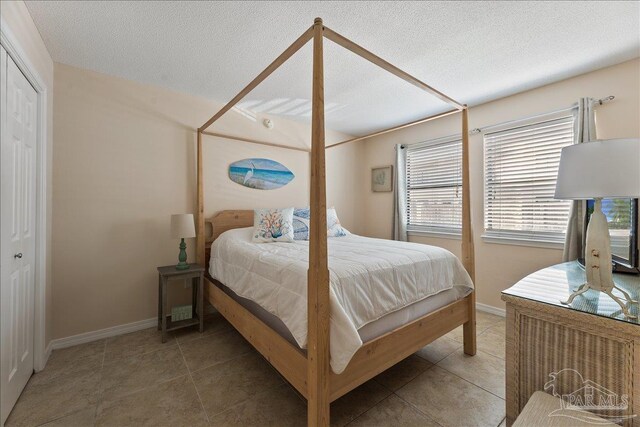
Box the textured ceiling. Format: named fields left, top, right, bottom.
left=25, top=1, right=640, bottom=136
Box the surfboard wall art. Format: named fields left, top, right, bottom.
left=228, top=158, right=295, bottom=190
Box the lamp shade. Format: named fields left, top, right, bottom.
left=554, top=138, right=640, bottom=200
left=170, top=214, right=196, bottom=238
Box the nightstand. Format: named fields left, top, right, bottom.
left=157, top=264, right=205, bottom=343
left=502, top=261, right=639, bottom=426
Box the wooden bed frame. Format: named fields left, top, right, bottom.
left=195, top=19, right=476, bottom=427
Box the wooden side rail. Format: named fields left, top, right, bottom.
left=205, top=274, right=474, bottom=405
left=330, top=295, right=472, bottom=401
left=206, top=279, right=308, bottom=396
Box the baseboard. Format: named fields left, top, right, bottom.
left=476, top=302, right=506, bottom=317
left=49, top=305, right=219, bottom=352
left=49, top=303, right=499, bottom=352
left=50, top=317, right=157, bottom=350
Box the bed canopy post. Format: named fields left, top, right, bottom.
left=196, top=129, right=205, bottom=266
left=460, top=107, right=475, bottom=280
left=461, top=107, right=476, bottom=355
left=307, top=17, right=331, bottom=427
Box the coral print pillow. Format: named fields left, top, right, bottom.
left=252, top=208, right=295, bottom=243
left=293, top=207, right=349, bottom=240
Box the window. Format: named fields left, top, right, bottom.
left=484, top=116, right=575, bottom=245
left=406, top=136, right=462, bottom=236
left=585, top=198, right=639, bottom=272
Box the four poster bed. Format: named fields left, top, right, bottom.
left=195, top=18, right=476, bottom=426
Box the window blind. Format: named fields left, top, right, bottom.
left=483, top=116, right=575, bottom=243
left=406, top=136, right=461, bottom=235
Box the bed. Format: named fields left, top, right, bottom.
left=201, top=209, right=476, bottom=412
left=194, top=18, right=476, bottom=426
left=208, top=225, right=474, bottom=374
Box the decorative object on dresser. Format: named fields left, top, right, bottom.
left=502, top=261, right=639, bottom=426
left=157, top=264, right=204, bottom=343
left=170, top=214, right=196, bottom=270
left=555, top=138, right=640, bottom=318
left=371, top=165, right=393, bottom=192
left=228, top=158, right=294, bottom=190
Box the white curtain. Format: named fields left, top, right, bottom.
left=563, top=98, right=596, bottom=261
left=393, top=144, right=408, bottom=241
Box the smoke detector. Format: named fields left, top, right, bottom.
left=262, top=118, right=274, bottom=129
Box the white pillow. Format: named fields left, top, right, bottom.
left=252, top=208, right=295, bottom=243
left=327, top=207, right=349, bottom=237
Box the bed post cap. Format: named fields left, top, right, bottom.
left=314, top=17, right=323, bottom=25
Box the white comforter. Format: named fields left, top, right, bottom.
left=209, top=227, right=473, bottom=373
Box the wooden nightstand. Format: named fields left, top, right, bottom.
left=157, top=264, right=205, bottom=343
left=502, top=261, right=640, bottom=426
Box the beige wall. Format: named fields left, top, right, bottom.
left=52, top=63, right=363, bottom=339
left=361, top=58, right=640, bottom=310
left=1, top=1, right=55, bottom=346
left=52, top=56, right=639, bottom=339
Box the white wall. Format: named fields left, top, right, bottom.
left=360, top=58, right=640, bottom=310
left=1, top=0, right=54, bottom=346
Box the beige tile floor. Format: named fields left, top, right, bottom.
left=6, top=311, right=506, bottom=427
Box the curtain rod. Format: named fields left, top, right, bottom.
left=469, top=95, right=615, bottom=135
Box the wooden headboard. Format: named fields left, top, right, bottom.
left=205, top=210, right=253, bottom=246
left=204, top=210, right=253, bottom=272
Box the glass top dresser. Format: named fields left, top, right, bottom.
left=503, top=261, right=639, bottom=325
left=501, top=261, right=640, bottom=426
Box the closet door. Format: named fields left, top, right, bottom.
left=0, top=46, right=37, bottom=424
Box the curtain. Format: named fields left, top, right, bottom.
left=563, top=97, right=596, bottom=261
left=393, top=144, right=408, bottom=241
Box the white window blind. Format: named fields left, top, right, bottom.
left=406, top=136, right=462, bottom=236
left=483, top=116, right=575, bottom=244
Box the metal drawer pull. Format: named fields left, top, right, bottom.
left=14, top=253, right=22, bottom=259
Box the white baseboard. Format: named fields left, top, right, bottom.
left=48, top=303, right=500, bottom=353
left=476, top=302, right=506, bottom=317
left=50, top=317, right=157, bottom=351
left=49, top=305, right=219, bottom=353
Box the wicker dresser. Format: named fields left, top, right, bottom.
left=502, top=262, right=640, bottom=426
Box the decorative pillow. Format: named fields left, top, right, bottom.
left=252, top=208, right=295, bottom=243
left=327, top=207, right=349, bottom=237
left=292, top=207, right=349, bottom=240
left=293, top=207, right=311, bottom=240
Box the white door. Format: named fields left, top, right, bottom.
left=0, top=45, right=37, bottom=425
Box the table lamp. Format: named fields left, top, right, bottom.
left=170, top=214, right=196, bottom=270
left=555, top=138, right=640, bottom=318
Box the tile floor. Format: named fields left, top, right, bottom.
left=6, top=311, right=506, bottom=427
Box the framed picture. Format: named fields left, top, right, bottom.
left=371, top=165, right=393, bottom=192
